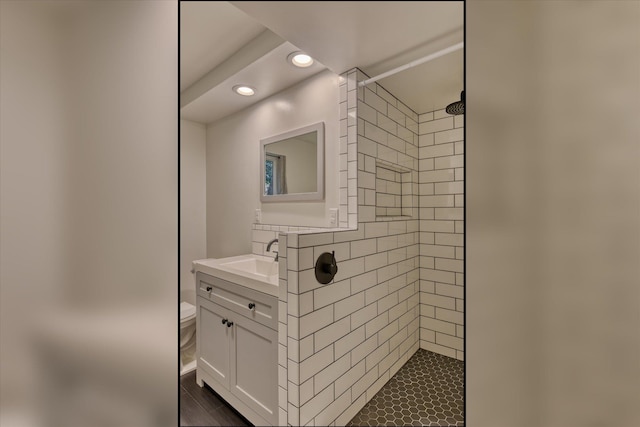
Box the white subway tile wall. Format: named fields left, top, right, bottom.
left=281, top=69, right=427, bottom=426
left=418, top=108, right=464, bottom=362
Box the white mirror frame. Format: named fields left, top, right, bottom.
left=260, top=122, right=324, bottom=202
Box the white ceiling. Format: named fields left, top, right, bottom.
left=181, top=41, right=326, bottom=124
left=180, top=1, right=463, bottom=124
left=180, top=1, right=265, bottom=92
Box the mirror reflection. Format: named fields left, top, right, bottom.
left=260, top=122, right=324, bottom=202
left=264, top=132, right=317, bottom=195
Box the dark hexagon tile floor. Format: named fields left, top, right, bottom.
left=347, top=349, right=464, bottom=426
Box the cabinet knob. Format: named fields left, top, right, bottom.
left=206, top=286, right=212, bottom=292
left=221, top=318, right=227, bottom=325
left=248, top=303, right=255, bottom=310
left=227, top=321, right=233, bottom=328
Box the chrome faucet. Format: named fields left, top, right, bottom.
left=266, top=238, right=279, bottom=262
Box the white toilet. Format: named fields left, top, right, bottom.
left=180, top=301, right=197, bottom=376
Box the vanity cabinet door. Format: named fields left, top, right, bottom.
left=196, top=298, right=231, bottom=388
left=229, top=315, right=278, bottom=426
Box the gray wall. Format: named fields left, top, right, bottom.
left=181, top=119, right=207, bottom=305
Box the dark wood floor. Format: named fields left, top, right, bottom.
left=180, top=370, right=251, bottom=427
left=181, top=350, right=463, bottom=426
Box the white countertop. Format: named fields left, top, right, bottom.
left=192, top=254, right=279, bottom=297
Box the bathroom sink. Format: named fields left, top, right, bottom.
left=192, top=254, right=279, bottom=296
left=220, top=257, right=279, bottom=278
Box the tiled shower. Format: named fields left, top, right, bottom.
left=250, top=68, right=464, bottom=425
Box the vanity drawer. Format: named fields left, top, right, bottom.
left=197, top=272, right=278, bottom=330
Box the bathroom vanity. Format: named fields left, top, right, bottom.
left=193, top=255, right=279, bottom=426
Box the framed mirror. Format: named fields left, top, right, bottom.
left=260, top=122, right=324, bottom=202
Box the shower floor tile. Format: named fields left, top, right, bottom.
left=348, top=349, right=464, bottom=426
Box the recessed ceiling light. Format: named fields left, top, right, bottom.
left=288, top=51, right=314, bottom=68
left=233, top=85, right=255, bottom=96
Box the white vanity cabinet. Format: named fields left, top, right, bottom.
left=195, top=272, right=279, bottom=426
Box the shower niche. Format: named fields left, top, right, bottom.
left=375, top=160, right=416, bottom=219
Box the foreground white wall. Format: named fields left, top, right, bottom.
left=62, top=1, right=177, bottom=306
left=1, top=2, right=177, bottom=426
left=206, top=70, right=340, bottom=258
left=1, top=1, right=70, bottom=415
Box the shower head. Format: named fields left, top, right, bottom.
left=446, top=91, right=465, bottom=115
